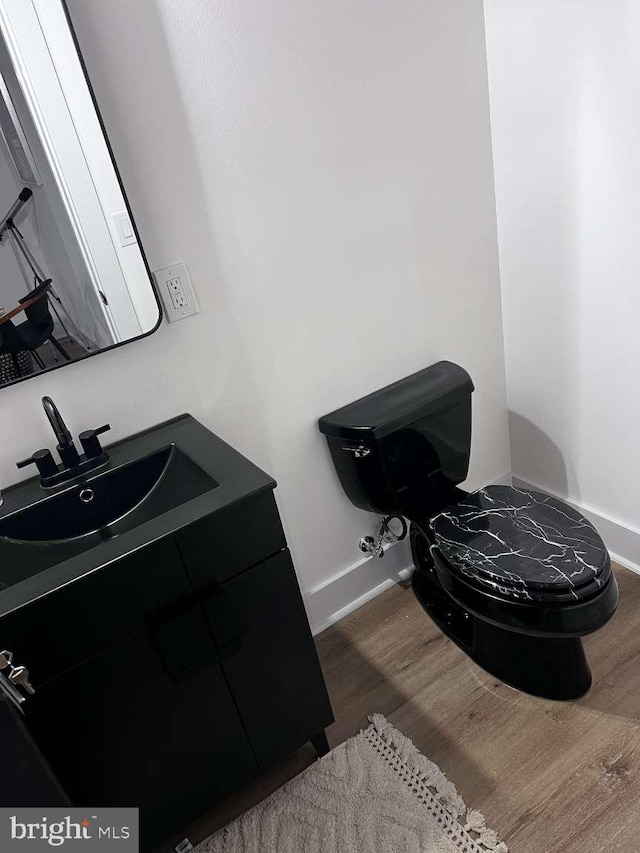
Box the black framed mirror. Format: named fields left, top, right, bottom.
left=0, top=0, right=161, bottom=389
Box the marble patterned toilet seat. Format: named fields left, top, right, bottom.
left=430, top=485, right=610, bottom=603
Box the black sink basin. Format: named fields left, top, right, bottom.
left=0, top=445, right=218, bottom=544
left=0, top=415, right=274, bottom=614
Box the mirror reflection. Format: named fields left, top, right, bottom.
left=0, top=0, right=160, bottom=387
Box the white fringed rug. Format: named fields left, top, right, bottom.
left=196, top=715, right=508, bottom=853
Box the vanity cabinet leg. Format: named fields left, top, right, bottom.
left=311, top=730, right=330, bottom=759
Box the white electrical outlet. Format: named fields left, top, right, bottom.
left=153, top=262, right=199, bottom=322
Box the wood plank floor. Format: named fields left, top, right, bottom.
left=168, top=564, right=640, bottom=852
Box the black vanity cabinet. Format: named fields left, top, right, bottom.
left=0, top=480, right=333, bottom=850
left=176, top=492, right=332, bottom=768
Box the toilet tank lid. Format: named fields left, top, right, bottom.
left=318, top=361, right=474, bottom=442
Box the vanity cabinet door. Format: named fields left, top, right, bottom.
left=26, top=609, right=258, bottom=850
left=205, top=550, right=333, bottom=768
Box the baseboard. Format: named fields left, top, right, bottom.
left=513, top=476, right=640, bottom=577
left=307, top=538, right=413, bottom=636
left=492, top=471, right=514, bottom=487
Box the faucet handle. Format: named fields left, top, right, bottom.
left=16, top=449, right=58, bottom=479
left=79, top=424, right=111, bottom=460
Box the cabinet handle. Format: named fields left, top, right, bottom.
left=0, top=670, right=26, bottom=713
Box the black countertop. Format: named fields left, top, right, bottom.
left=0, top=415, right=275, bottom=619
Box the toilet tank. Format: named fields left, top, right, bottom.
left=318, top=361, right=474, bottom=518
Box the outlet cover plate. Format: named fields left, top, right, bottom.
left=153, top=262, right=200, bottom=323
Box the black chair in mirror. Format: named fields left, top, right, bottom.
left=0, top=281, right=70, bottom=382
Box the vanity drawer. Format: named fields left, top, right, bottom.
left=0, top=538, right=193, bottom=687
left=176, top=490, right=286, bottom=588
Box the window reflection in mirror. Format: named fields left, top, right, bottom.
left=0, top=0, right=161, bottom=388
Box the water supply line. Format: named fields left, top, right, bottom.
left=359, top=514, right=408, bottom=558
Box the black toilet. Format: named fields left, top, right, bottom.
left=318, top=361, right=618, bottom=700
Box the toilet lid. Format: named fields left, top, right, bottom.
left=430, top=485, right=610, bottom=597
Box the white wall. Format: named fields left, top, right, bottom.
left=485, top=0, right=640, bottom=567
left=0, top=0, right=510, bottom=631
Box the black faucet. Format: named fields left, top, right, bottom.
left=42, top=396, right=73, bottom=447
left=41, top=396, right=81, bottom=470
left=17, top=396, right=111, bottom=488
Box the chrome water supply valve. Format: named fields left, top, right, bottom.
left=0, top=649, right=35, bottom=695
left=359, top=515, right=408, bottom=558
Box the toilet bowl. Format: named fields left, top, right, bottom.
left=319, top=361, right=618, bottom=700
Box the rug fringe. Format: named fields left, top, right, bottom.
left=366, top=714, right=508, bottom=853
